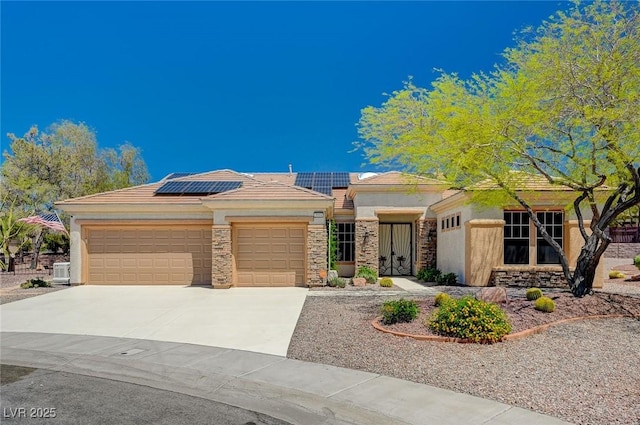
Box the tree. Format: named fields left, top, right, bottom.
left=357, top=1, right=640, bottom=297
left=0, top=193, right=32, bottom=271
left=2, top=120, right=150, bottom=267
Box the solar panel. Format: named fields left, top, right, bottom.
left=331, top=172, right=350, bottom=188
left=313, top=186, right=333, bottom=196
left=294, top=173, right=314, bottom=188
left=155, top=181, right=242, bottom=195
left=294, top=172, right=350, bottom=194
left=155, top=181, right=192, bottom=194
left=165, top=172, right=196, bottom=180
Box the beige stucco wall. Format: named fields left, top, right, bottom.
left=353, top=191, right=440, bottom=219
left=464, top=219, right=505, bottom=286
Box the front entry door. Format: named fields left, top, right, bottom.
left=379, top=223, right=412, bottom=276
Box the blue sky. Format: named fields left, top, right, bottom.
left=1, top=1, right=568, bottom=182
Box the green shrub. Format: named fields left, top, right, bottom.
left=417, top=267, right=441, bottom=282
left=327, top=276, right=346, bottom=288
left=355, top=265, right=378, bottom=284
left=534, top=296, right=555, bottom=313
left=381, top=299, right=419, bottom=325
left=434, top=292, right=452, bottom=307
left=379, top=277, right=393, bottom=287
left=20, top=278, right=51, bottom=289
left=526, top=287, right=544, bottom=300
left=428, top=296, right=512, bottom=343
left=436, top=272, right=457, bottom=285
left=634, top=255, right=640, bottom=269
left=608, top=270, right=625, bottom=279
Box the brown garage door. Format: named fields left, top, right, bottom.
left=86, top=226, right=212, bottom=285
left=234, top=224, right=306, bottom=286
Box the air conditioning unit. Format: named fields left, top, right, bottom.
left=53, top=262, right=71, bottom=285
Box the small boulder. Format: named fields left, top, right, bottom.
left=328, top=270, right=339, bottom=281
left=476, top=287, right=508, bottom=304
left=352, top=277, right=367, bottom=287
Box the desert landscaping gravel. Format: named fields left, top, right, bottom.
left=288, top=293, right=640, bottom=425
left=0, top=273, right=68, bottom=304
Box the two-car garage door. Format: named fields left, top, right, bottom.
left=85, top=223, right=307, bottom=286
left=234, top=223, right=306, bottom=287
left=86, top=226, right=212, bottom=285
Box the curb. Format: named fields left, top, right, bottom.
left=372, top=313, right=639, bottom=343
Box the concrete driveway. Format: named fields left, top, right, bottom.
left=0, top=286, right=308, bottom=356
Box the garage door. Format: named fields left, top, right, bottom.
left=234, top=224, right=306, bottom=286
left=86, top=226, right=212, bottom=285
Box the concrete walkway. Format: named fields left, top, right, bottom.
left=0, top=286, right=308, bottom=356
left=0, top=332, right=570, bottom=425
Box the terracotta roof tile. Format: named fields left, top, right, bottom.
left=206, top=180, right=333, bottom=201
left=352, top=171, right=445, bottom=186
left=332, top=188, right=354, bottom=209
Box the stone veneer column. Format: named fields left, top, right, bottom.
left=355, top=218, right=379, bottom=275
left=306, top=224, right=327, bottom=286
left=417, top=218, right=437, bottom=270
left=211, top=224, right=233, bottom=288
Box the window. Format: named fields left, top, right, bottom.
left=336, top=222, right=355, bottom=262
left=504, top=211, right=529, bottom=264
left=536, top=212, right=563, bottom=264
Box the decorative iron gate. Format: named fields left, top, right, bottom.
left=378, top=223, right=412, bottom=276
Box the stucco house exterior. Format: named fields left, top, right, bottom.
left=431, top=175, right=605, bottom=289
left=56, top=169, right=603, bottom=288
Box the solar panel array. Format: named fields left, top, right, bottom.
left=165, top=172, right=196, bottom=180
left=294, top=172, right=350, bottom=196
left=155, top=181, right=242, bottom=195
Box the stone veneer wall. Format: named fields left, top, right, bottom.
left=355, top=219, right=379, bottom=275
left=307, top=224, right=327, bottom=286
left=211, top=225, right=233, bottom=288
left=604, top=243, right=640, bottom=259
left=490, top=266, right=569, bottom=288
left=417, top=218, right=437, bottom=270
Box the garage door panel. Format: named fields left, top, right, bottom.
left=234, top=224, right=306, bottom=287
left=271, top=243, right=288, bottom=253
left=87, top=227, right=212, bottom=285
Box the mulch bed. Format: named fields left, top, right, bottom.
left=381, top=292, right=640, bottom=338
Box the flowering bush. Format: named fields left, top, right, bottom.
left=427, top=296, right=512, bottom=343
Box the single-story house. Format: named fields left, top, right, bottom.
left=56, top=169, right=603, bottom=288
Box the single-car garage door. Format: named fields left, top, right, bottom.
left=233, top=223, right=306, bottom=286
left=86, top=226, right=212, bottom=285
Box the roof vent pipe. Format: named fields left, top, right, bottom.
left=288, top=164, right=293, bottom=176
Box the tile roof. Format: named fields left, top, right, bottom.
left=468, top=171, right=610, bottom=191
left=205, top=180, right=333, bottom=201
left=351, top=171, right=445, bottom=186
left=332, top=188, right=354, bottom=209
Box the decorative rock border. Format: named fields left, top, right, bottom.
left=372, top=314, right=639, bottom=343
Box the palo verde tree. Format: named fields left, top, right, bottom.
left=357, top=1, right=640, bottom=297
left=2, top=120, right=150, bottom=267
